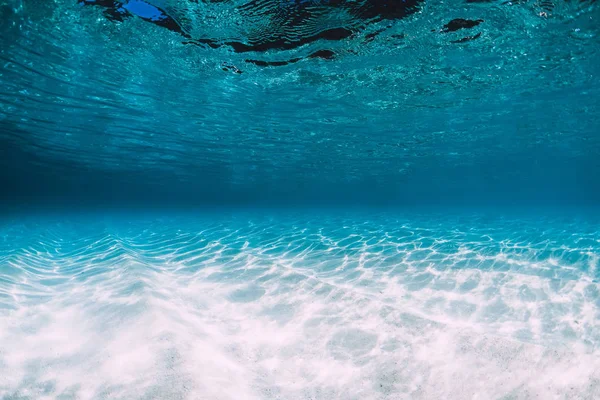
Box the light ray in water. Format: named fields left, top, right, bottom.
left=1, top=212, right=599, bottom=399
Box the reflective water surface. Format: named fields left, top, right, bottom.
left=1, top=0, right=599, bottom=398
left=1, top=0, right=599, bottom=204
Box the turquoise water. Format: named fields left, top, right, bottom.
left=2, top=211, right=600, bottom=399
left=0, top=211, right=600, bottom=399
left=1, top=0, right=599, bottom=205
left=1, top=211, right=599, bottom=399
left=1, top=0, right=600, bottom=398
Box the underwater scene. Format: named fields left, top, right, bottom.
left=1, top=0, right=599, bottom=398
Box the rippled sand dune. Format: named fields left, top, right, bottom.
left=1, top=212, right=599, bottom=399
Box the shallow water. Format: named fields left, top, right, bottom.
left=2, top=211, right=600, bottom=399
left=1, top=0, right=599, bottom=205
left=1, top=0, right=600, bottom=398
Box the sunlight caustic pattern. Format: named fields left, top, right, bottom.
left=1, top=212, right=599, bottom=399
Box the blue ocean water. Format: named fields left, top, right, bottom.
left=1, top=0, right=599, bottom=206
left=2, top=211, right=600, bottom=399
left=1, top=0, right=600, bottom=398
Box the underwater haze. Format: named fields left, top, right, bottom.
left=1, top=0, right=598, bottom=206
left=1, top=0, right=600, bottom=398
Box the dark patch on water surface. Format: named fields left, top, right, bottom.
left=72, top=0, right=600, bottom=67
left=79, top=0, right=422, bottom=65
left=224, top=27, right=354, bottom=53
left=451, top=31, right=482, bottom=43
left=441, top=18, right=484, bottom=32
left=245, top=49, right=335, bottom=66
left=432, top=18, right=484, bottom=43
left=221, top=62, right=243, bottom=73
